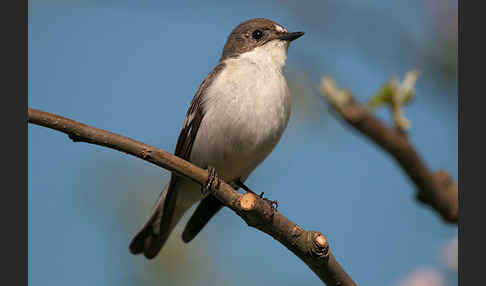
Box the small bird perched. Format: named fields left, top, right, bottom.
left=129, top=18, right=304, bottom=259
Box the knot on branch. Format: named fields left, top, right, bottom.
left=240, top=192, right=257, bottom=211
left=140, top=149, right=153, bottom=160
left=303, top=231, right=330, bottom=258
left=238, top=192, right=275, bottom=227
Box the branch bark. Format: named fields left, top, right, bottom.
left=320, top=77, right=458, bottom=224
left=28, top=107, right=357, bottom=286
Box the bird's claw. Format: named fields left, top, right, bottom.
left=256, top=192, right=279, bottom=210
left=263, top=197, right=279, bottom=209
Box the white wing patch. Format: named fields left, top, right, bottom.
left=274, top=25, right=287, bottom=32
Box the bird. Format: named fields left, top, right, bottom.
left=129, top=18, right=304, bottom=259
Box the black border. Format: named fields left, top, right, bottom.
left=3, top=0, right=27, bottom=284
left=459, top=0, right=482, bottom=285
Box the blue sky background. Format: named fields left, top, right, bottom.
left=29, top=1, right=457, bottom=285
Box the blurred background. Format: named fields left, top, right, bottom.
left=28, top=0, right=457, bottom=285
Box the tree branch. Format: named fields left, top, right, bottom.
left=320, top=77, right=458, bottom=224
left=28, top=107, right=357, bottom=286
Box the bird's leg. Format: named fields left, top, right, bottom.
left=235, top=179, right=257, bottom=195
left=235, top=178, right=279, bottom=209
left=202, top=166, right=220, bottom=196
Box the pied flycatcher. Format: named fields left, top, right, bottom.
left=130, top=18, right=304, bottom=259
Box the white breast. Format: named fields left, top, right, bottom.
left=190, top=41, right=291, bottom=182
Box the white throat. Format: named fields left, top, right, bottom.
left=237, top=40, right=289, bottom=70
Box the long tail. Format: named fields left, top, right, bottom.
left=129, top=180, right=181, bottom=259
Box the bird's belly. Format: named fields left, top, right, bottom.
left=189, top=67, right=290, bottom=182
left=190, top=115, right=286, bottom=182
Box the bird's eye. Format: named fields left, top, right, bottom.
left=252, top=30, right=264, bottom=40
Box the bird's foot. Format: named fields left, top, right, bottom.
left=201, top=166, right=220, bottom=196
left=259, top=192, right=279, bottom=209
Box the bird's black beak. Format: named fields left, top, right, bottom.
left=278, top=31, right=305, bottom=41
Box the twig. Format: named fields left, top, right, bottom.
left=28, top=107, right=357, bottom=286
left=320, top=77, right=458, bottom=224
left=389, top=70, right=418, bottom=133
